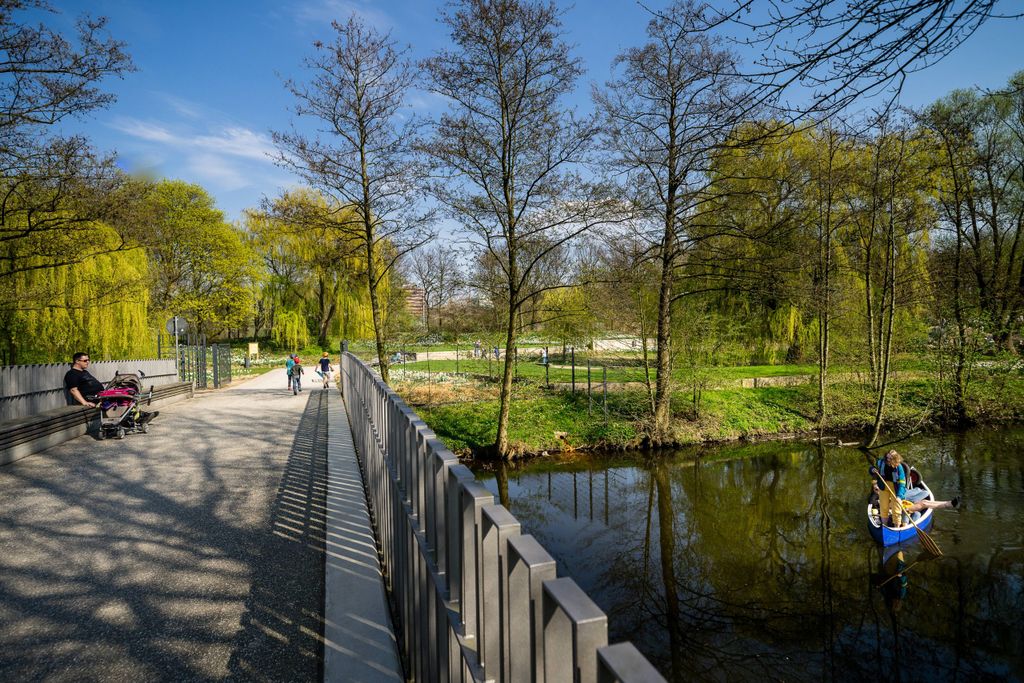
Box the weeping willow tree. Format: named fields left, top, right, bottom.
left=273, top=308, right=310, bottom=351
left=697, top=121, right=812, bottom=366
left=250, top=189, right=381, bottom=350
left=1, top=221, right=150, bottom=364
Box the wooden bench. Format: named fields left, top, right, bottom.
left=0, top=381, right=194, bottom=466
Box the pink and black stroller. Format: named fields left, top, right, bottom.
left=89, top=372, right=154, bottom=440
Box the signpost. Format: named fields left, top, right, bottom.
left=165, top=317, right=188, bottom=379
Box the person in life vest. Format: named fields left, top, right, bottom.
left=871, top=449, right=908, bottom=527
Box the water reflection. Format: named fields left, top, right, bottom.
left=479, top=428, right=1024, bottom=682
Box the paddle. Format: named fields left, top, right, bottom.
left=863, top=450, right=943, bottom=557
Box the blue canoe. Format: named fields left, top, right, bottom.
left=867, top=482, right=935, bottom=546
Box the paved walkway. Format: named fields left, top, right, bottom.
left=0, top=369, right=376, bottom=681
left=324, top=391, right=402, bottom=682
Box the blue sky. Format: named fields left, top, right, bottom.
left=41, top=0, right=1024, bottom=224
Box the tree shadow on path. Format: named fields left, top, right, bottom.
left=227, top=390, right=327, bottom=682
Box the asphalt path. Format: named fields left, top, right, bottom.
left=0, top=369, right=328, bottom=682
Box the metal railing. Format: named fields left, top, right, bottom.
left=341, top=351, right=665, bottom=683
left=177, top=334, right=207, bottom=387
left=211, top=344, right=232, bottom=389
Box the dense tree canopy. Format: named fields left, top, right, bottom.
left=145, top=180, right=258, bottom=337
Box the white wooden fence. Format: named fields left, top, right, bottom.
left=0, top=360, right=178, bottom=422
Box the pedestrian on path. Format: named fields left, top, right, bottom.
left=285, top=354, right=295, bottom=388
left=319, top=352, right=334, bottom=389
left=291, top=357, right=304, bottom=394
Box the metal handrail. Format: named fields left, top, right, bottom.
left=341, top=351, right=665, bottom=683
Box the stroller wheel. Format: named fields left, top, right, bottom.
left=140, top=422, right=148, bottom=434
left=97, top=429, right=106, bottom=441
left=116, top=427, right=126, bottom=440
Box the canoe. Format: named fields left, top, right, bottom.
left=866, top=478, right=935, bottom=546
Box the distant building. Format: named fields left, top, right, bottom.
left=403, top=286, right=426, bottom=322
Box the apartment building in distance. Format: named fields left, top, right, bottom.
left=402, top=286, right=426, bottom=323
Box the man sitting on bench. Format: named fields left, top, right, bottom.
left=65, top=353, right=105, bottom=408
left=64, top=352, right=158, bottom=422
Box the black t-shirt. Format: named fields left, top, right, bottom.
left=64, top=368, right=104, bottom=402
left=319, top=358, right=331, bottom=372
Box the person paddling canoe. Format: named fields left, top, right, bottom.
left=871, top=449, right=962, bottom=526
left=870, top=450, right=910, bottom=527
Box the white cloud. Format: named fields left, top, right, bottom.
left=293, top=0, right=392, bottom=29
left=110, top=118, right=177, bottom=143
left=152, top=92, right=204, bottom=120
left=109, top=116, right=286, bottom=198
left=188, top=152, right=249, bottom=191
left=114, top=118, right=277, bottom=162
left=194, top=127, right=278, bottom=162
left=106, top=83, right=313, bottom=218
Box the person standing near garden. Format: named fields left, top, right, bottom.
left=319, top=352, right=334, bottom=389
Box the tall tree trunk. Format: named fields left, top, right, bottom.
left=816, top=137, right=836, bottom=428
left=365, top=229, right=389, bottom=384
left=867, top=203, right=898, bottom=447
left=638, top=288, right=656, bottom=416
left=818, top=229, right=831, bottom=427
left=653, top=217, right=677, bottom=441
left=864, top=153, right=883, bottom=391
left=495, top=295, right=519, bottom=459
left=951, top=172, right=969, bottom=422
left=865, top=263, right=878, bottom=391
left=360, top=117, right=389, bottom=382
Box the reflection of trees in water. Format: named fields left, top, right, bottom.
left=489, top=433, right=1024, bottom=681
left=652, top=453, right=842, bottom=681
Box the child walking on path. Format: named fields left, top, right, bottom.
left=285, top=354, right=295, bottom=389
left=319, top=352, right=334, bottom=389
left=291, top=358, right=304, bottom=395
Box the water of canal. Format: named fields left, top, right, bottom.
left=475, top=427, right=1024, bottom=682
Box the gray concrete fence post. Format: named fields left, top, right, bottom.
left=542, top=577, right=608, bottom=683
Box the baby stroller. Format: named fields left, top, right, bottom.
left=89, top=372, right=154, bottom=440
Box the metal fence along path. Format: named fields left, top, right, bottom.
left=340, top=351, right=665, bottom=683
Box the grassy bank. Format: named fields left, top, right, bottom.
left=395, top=364, right=1024, bottom=458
